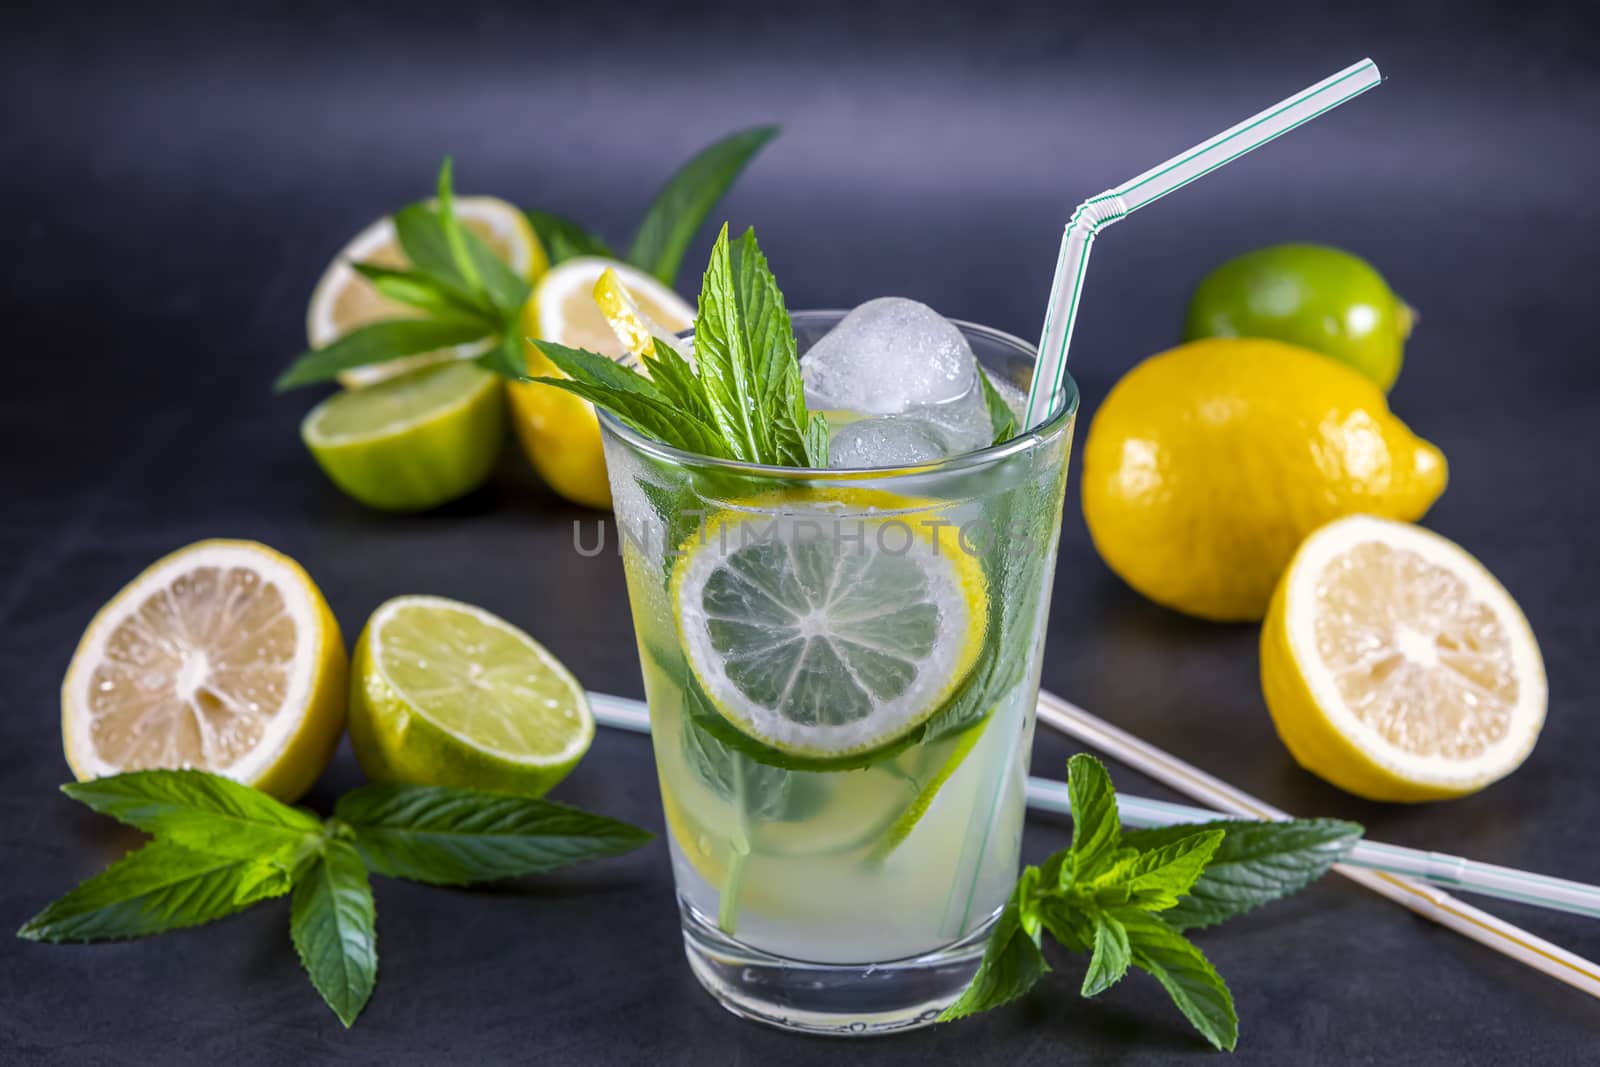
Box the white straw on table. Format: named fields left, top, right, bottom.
left=584, top=691, right=1600, bottom=923
left=1034, top=690, right=1600, bottom=1001
left=1023, top=57, right=1384, bottom=429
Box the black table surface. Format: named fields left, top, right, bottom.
left=4, top=1, right=1598, bottom=1063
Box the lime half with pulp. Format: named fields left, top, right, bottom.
left=672, top=502, right=988, bottom=762
left=349, top=595, right=594, bottom=796
left=302, top=361, right=505, bottom=512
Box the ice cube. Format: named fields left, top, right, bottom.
left=801, top=297, right=977, bottom=416
left=827, top=416, right=947, bottom=469
left=913, top=384, right=994, bottom=455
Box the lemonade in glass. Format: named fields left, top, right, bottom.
left=599, top=304, right=1077, bottom=1033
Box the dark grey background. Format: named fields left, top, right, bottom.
left=3, top=1, right=1597, bottom=1063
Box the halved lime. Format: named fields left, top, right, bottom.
left=301, top=362, right=505, bottom=512
left=349, top=595, right=593, bottom=796
left=672, top=502, right=988, bottom=761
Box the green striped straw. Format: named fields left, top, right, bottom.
left=1023, top=57, right=1385, bottom=429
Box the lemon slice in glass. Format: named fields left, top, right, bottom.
left=306, top=197, right=547, bottom=388
left=349, top=595, right=594, bottom=797
left=61, top=540, right=348, bottom=802
left=301, top=361, right=505, bottom=512
left=1262, top=515, right=1547, bottom=801
left=672, top=503, right=988, bottom=761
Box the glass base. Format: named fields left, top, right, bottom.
left=679, top=900, right=998, bottom=1036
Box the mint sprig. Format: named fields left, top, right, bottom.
left=530, top=224, right=828, bottom=468
left=17, top=770, right=651, bottom=1028
left=941, top=754, right=1361, bottom=1052
left=277, top=127, right=778, bottom=391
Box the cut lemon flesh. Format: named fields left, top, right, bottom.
left=527, top=257, right=693, bottom=357
left=1262, top=515, right=1546, bottom=801
left=61, top=540, right=348, bottom=802
left=508, top=257, right=694, bottom=509
left=307, top=197, right=547, bottom=387
left=593, top=265, right=693, bottom=363
left=349, top=596, right=594, bottom=796
left=672, top=502, right=988, bottom=760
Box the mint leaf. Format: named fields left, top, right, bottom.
left=728, top=228, right=817, bottom=467
left=477, top=330, right=527, bottom=378
left=643, top=337, right=714, bottom=423
left=1119, top=828, right=1225, bottom=913
left=527, top=210, right=615, bottom=263
left=1122, top=818, right=1361, bottom=930
left=531, top=339, right=667, bottom=402
left=1034, top=894, right=1091, bottom=954
left=17, top=841, right=284, bottom=943
left=527, top=339, right=731, bottom=455
left=628, top=125, right=779, bottom=286
left=60, top=770, right=322, bottom=860
left=938, top=867, right=1049, bottom=1022
left=291, top=839, right=377, bottom=1028
left=394, top=201, right=470, bottom=288
left=1066, top=753, right=1121, bottom=884
left=692, top=224, right=772, bottom=462
left=1118, top=910, right=1238, bottom=1051
left=461, top=226, right=533, bottom=320
left=434, top=157, right=484, bottom=300
left=335, top=784, right=652, bottom=886
left=977, top=366, right=1018, bottom=445
left=348, top=263, right=491, bottom=326
left=1082, top=910, right=1131, bottom=996
left=276, top=318, right=490, bottom=390
left=680, top=717, right=792, bottom=822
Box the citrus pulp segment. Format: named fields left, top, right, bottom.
left=671, top=504, right=988, bottom=761
left=61, top=540, right=347, bottom=802
left=349, top=595, right=593, bottom=796
left=1262, top=515, right=1546, bottom=801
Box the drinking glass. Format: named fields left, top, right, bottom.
left=599, top=311, right=1078, bottom=1034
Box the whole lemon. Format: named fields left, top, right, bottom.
left=1081, top=338, right=1446, bottom=621
left=1184, top=244, right=1413, bottom=391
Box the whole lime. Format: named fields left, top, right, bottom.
left=1184, top=244, right=1413, bottom=391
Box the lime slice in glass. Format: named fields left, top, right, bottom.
left=672, top=503, right=987, bottom=762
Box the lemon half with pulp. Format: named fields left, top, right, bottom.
left=61, top=540, right=347, bottom=802
left=1261, top=515, right=1546, bottom=801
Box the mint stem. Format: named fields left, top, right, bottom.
left=718, top=760, right=756, bottom=934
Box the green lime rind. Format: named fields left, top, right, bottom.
left=866, top=714, right=991, bottom=862
left=302, top=361, right=505, bottom=511
left=348, top=596, right=593, bottom=797
left=1183, top=243, right=1410, bottom=392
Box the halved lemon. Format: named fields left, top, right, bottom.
left=61, top=541, right=348, bottom=802
left=671, top=500, right=988, bottom=762
left=348, top=595, right=594, bottom=797
left=307, top=197, right=547, bottom=388
left=1261, top=515, right=1547, bottom=801
left=507, top=258, right=694, bottom=509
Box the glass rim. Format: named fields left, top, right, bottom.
left=595, top=311, right=1080, bottom=478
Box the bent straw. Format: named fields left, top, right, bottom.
left=585, top=691, right=1600, bottom=923
left=1023, top=58, right=1384, bottom=428
left=1035, top=690, right=1600, bottom=1000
